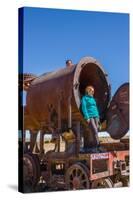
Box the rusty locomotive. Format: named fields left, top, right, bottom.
left=19, top=56, right=129, bottom=192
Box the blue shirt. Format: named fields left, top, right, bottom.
left=81, top=94, right=99, bottom=120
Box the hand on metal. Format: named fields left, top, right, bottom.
left=86, top=119, right=90, bottom=124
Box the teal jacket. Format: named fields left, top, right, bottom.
left=81, top=94, right=99, bottom=120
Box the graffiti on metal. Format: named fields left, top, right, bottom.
left=91, top=153, right=109, bottom=160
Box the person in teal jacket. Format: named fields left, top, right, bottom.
left=81, top=85, right=100, bottom=147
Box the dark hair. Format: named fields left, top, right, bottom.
left=66, top=59, right=72, bottom=65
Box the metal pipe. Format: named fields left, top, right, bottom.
left=58, top=99, right=61, bottom=130
left=30, top=130, right=38, bottom=152
left=76, top=121, right=80, bottom=155
left=68, top=97, right=72, bottom=129
left=40, top=131, right=44, bottom=154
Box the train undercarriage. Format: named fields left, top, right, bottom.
left=20, top=132, right=129, bottom=193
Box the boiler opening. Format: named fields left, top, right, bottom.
left=76, top=62, right=110, bottom=120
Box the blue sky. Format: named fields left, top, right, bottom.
left=23, top=7, right=129, bottom=96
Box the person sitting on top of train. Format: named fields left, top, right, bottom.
left=81, top=85, right=100, bottom=147
left=66, top=59, right=73, bottom=67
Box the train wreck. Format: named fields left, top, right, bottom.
left=19, top=56, right=129, bottom=192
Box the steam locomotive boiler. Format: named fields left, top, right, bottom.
left=19, top=56, right=129, bottom=192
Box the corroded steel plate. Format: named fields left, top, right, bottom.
left=106, top=83, right=129, bottom=139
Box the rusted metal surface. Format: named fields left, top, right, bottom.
left=101, top=141, right=129, bottom=151
left=19, top=56, right=130, bottom=192
left=89, top=150, right=129, bottom=181
left=21, top=57, right=129, bottom=142
left=22, top=137, right=129, bottom=191
left=25, top=57, right=110, bottom=133
left=91, top=177, right=113, bottom=188
left=65, top=163, right=90, bottom=190
left=106, top=83, right=129, bottom=139
left=19, top=73, right=37, bottom=91
left=23, top=153, right=41, bottom=192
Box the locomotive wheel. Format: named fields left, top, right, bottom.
left=65, top=163, right=90, bottom=190
left=91, top=177, right=113, bottom=189
left=23, top=153, right=40, bottom=192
